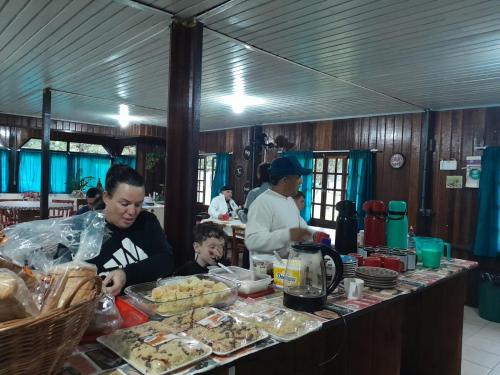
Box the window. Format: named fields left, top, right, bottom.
left=69, top=142, right=108, bottom=154
left=310, top=153, right=348, bottom=228
left=197, top=155, right=216, bottom=205
left=121, top=145, right=136, bottom=156
left=21, top=139, right=67, bottom=151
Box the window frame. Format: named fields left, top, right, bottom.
left=310, top=152, right=349, bottom=229
left=197, top=154, right=216, bottom=205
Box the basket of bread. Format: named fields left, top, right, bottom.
left=0, top=255, right=102, bottom=375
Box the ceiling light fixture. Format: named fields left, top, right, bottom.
left=118, top=104, right=130, bottom=127
left=219, top=94, right=265, bottom=114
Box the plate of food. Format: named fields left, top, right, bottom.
left=97, top=321, right=212, bottom=375
left=162, top=307, right=268, bottom=355
left=124, top=275, right=238, bottom=317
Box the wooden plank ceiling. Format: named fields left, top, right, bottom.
left=0, top=0, right=499, bottom=130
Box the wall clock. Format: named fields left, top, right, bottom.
left=243, top=146, right=252, bottom=160
left=235, top=165, right=244, bottom=177
left=389, top=153, right=405, bottom=169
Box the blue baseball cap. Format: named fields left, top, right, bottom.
left=269, top=156, right=312, bottom=178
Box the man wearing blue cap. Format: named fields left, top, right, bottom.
left=245, top=155, right=312, bottom=266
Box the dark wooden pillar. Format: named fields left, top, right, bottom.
left=40, top=88, right=51, bottom=219
left=165, top=18, right=203, bottom=267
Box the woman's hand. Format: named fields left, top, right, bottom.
left=103, top=269, right=127, bottom=296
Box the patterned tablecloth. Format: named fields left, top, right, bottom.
left=61, top=257, right=478, bottom=375
left=0, top=201, right=73, bottom=210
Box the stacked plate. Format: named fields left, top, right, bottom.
left=341, top=255, right=358, bottom=279
left=355, top=266, right=399, bottom=289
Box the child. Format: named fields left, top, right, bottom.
left=174, top=222, right=228, bottom=276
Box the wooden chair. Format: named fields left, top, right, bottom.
left=230, top=226, right=246, bottom=266
left=195, top=212, right=210, bottom=224
left=49, top=207, right=75, bottom=219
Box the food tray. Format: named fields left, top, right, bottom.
left=162, top=307, right=268, bottom=356
left=209, top=266, right=272, bottom=294
left=124, top=274, right=238, bottom=317
left=227, top=301, right=322, bottom=342
left=97, top=321, right=212, bottom=375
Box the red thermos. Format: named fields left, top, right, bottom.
left=362, top=200, right=387, bottom=247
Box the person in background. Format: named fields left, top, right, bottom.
left=208, top=185, right=240, bottom=219
left=76, top=187, right=101, bottom=215
left=87, top=165, right=174, bottom=295
left=245, top=156, right=312, bottom=267
left=174, top=222, right=228, bottom=276
left=238, top=162, right=271, bottom=224
left=293, top=191, right=306, bottom=212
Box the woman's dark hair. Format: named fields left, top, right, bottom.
left=193, top=222, right=226, bottom=244
left=105, top=164, right=145, bottom=197
left=92, top=195, right=106, bottom=210
left=294, top=191, right=305, bottom=199
left=258, top=163, right=271, bottom=185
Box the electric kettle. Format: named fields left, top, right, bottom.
left=283, top=243, right=343, bottom=312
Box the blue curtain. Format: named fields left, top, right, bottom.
left=211, top=153, right=231, bottom=199
left=473, top=147, right=500, bottom=257
left=346, top=150, right=374, bottom=230
left=114, top=156, right=136, bottom=169
left=50, top=153, right=68, bottom=193
left=18, top=150, right=41, bottom=192
left=71, top=154, right=110, bottom=192
left=282, top=151, right=314, bottom=223
left=0, top=149, right=8, bottom=192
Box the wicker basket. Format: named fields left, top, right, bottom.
left=0, top=276, right=102, bottom=375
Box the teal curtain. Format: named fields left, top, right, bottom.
left=18, top=150, right=41, bottom=192
left=211, top=153, right=231, bottom=199
left=346, top=150, right=374, bottom=230
left=473, top=147, right=500, bottom=257
left=282, top=151, right=314, bottom=223
left=71, top=154, right=110, bottom=192
left=114, top=156, right=136, bottom=169
left=0, top=149, right=8, bottom=192
left=50, top=153, right=68, bottom=193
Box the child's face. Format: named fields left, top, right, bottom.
left=194, top=237, right=225, bottom=266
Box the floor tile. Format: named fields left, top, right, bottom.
left=464, top=306, right=490, bottom=326
left=490, top=363, right=500, bottom=375
left=462, top=344, right=500, bottom=369
left=464, top=322, right=488, bottom=339
left=476, top=326, right=500, bottom=344
left=461, top=360, right=491, bottom=375
left=465, top=335, right=500, bottom=356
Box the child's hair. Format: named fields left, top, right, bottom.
left=294, top=191, right=305, bottom=199
left=193, top=222, right=226, bottom=244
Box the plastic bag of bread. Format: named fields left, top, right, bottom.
left=41, top=261, right=98, bottom=312
left=0, top=269, right=39, bottom=322
left=0, top=211, right=108, bottom=271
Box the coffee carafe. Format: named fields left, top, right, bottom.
left=283, top=243, right=343, bottom=312
left=334, top=200, right=358, bottom=255
left=363, top=200, right=387, bottom=247
left=386, top=201, right=408, bottom=249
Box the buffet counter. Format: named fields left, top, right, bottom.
left=62, top=258, right=477, bottom=375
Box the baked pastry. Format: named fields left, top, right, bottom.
left=0, top=270, right=37, bottom=322
left=163, top=307, right=265, bottom=354
left=98, top=321, right=211, bottom=375
left=150, top=277, right=230, bottom=315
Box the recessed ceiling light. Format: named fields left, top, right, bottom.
left=219, top=94, right=265, bottom=114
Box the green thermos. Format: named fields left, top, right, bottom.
left=386, top=201, right=408, bottom=249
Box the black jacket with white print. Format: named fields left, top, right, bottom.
left=88, top=211, right=174, bottom=288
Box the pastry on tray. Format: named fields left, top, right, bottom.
left=162, top=307, right=267, bottom=355
left=98, top=321, right=211, bottom=375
